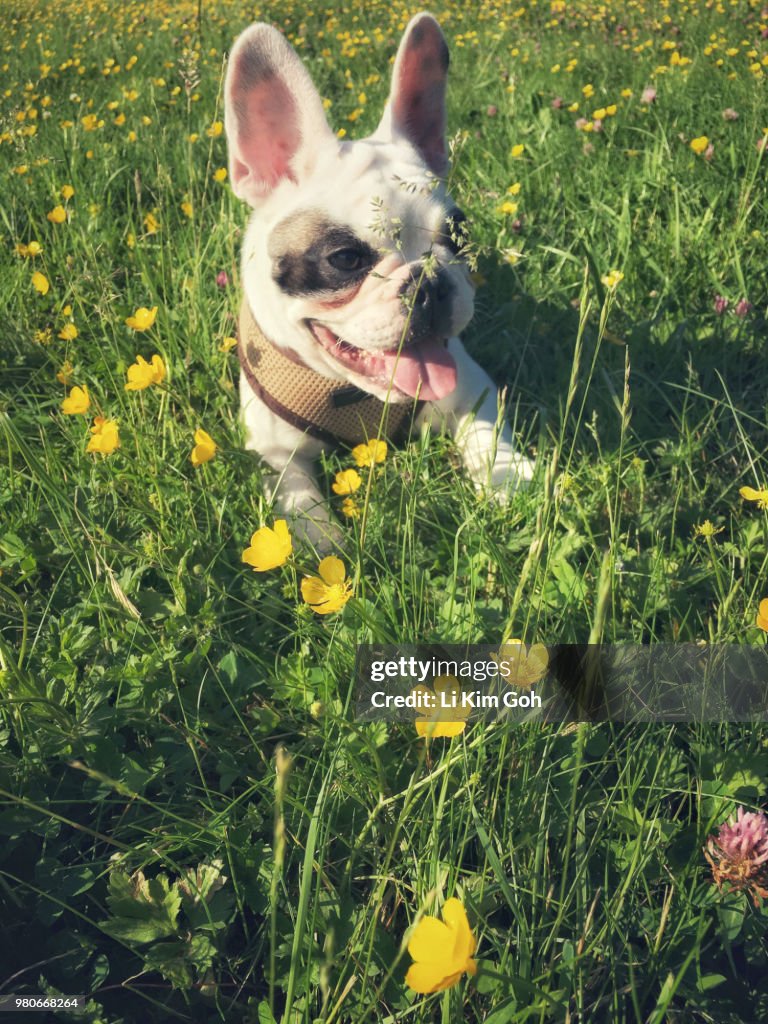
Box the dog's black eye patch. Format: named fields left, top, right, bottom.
left=439, top=208, right=469, bottom=255
left=268, top=211, right=378, bottom=296
left=326, top=247, right=370, bottom=273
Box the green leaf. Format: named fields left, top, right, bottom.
left=178, top=858, right=227, bottom=907
left=0, top=531, right=28, bottom=561
left=258, top=1002, right=278, bottom=1024
left=89, top=953, right=110, bottom=990
left=217, top=650, right=240, bottom=686
left=473, top=960, right=501, bottom=996
left=178, top=859, right=233, bottom=929
left=143, top=934, right=216, bottom=989
left=717, top=897, right=747, bottom=942
left=483, top=997, right=518, bottom=1023
left=698, top=973, right=727, bottom=992
left=100, top=869, right=181, bottom=945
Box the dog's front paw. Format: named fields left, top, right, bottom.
left=264, top=464, right=346, bottom=554
left=471, top=450, right=535, bottom=506
left=489, top=452, right=535, bottom=495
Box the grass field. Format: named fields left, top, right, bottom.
left=2, top=0, right=768, bottom=1020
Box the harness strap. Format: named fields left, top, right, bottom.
left=237, top=300, right=422, bottom=446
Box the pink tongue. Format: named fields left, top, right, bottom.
left=382, top=338, right=457, bottom=401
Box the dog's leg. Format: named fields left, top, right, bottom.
left=241, top=379, right=343, bottom=550
left=264, top=459, right=343, bottom=549
left=417, top=337, right=534, bottom=494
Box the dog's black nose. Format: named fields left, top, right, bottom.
left=411, top=271, right=451, bottom=305
left=401, top=268, right=454, bottom=334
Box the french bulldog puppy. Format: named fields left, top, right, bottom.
left=225, top=11, right=534, bottom=547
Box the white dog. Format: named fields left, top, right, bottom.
left=225, top=11, right=533, bottom=546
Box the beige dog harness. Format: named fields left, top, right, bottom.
left=238, top=300, right=422, bottom=446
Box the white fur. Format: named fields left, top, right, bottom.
left=227, top=13, right=534, bottom=549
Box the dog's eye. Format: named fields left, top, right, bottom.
left=442, top=209, right=469, bottom=254
left=327, top=248, right=368, bottom=273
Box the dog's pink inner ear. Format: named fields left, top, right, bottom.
left=391, top=22, right=449, bottom=174
left=230, top=60, right=300, bottom=196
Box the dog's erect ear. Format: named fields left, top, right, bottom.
left=224, top=24, right=337, bottom=206
left=372, top=13, right=449, bottom=176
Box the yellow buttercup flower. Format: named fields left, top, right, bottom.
left=412, top=675, right=470, bottom=738
left=180, top=200, right=193, bottom=218
left=332, top=468, right=361, bottom=495
left=86, top=416, right=120, bottom=455
left=510, top=143, right=525, bottom=157
left=143, top=212, right=159, bottom=234
left=740, top=486, right=768, bottom=510
left=32, top=271, right=49, bottom=295
left=61, top=385, right=90, bottom=415
left=241, top=520, right=293, bottom=572
left=17, top=240, right=43, bottom=257
left=56, top=360, right=74, bottom=384
left=694, top=520, right=724, bottom=538
left=47, top=205, right=67, bottom=224
left=218, top=336, right=237, bottom=353
left=58, top=323, right=78, bottom=341
left=601, top=269, right=624, bottom=289
left=351, top=439, right=387, bottom=467
left=341, top=497, right=360, bottom=518
left=190, top=428, right=217, bottom=466
left=206, top=120, right=223, bottom=137
left=213, top=167, right=227, bottom=182
left=125, top=306, right=158, bottom=331
left=61, top=184, right=74, bottom=199
left=492, top=639, right=549, bottom=690
left=405, top=898, right=478, bottom=994
left=125, top=353, right=165, bottom=390
left=690, top=135, right=709, bottom=154
left=756, top=599, right=768, bottom=632
left=301, top=557, right=353, bottom=615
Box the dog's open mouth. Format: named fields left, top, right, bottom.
left=308, top=321, right=457, bottom=402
